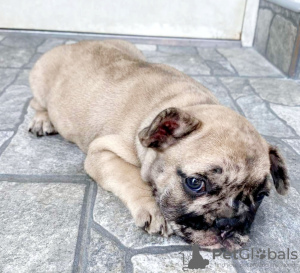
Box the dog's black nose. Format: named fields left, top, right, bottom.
left=215, top=213, right=255, bottom=237
left=215, top=217, right=239, bottom=231
left=215, top=218, right=240, bottom=240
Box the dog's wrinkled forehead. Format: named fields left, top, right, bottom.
left=164, top=127, right=270, bottom=182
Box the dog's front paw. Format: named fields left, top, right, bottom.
left=133, top=200, right=173, bottom=237
left=28, top=112, right=57, bottom=137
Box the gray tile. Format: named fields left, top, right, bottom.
left=24, top=53, right=42, bottom=69
left=266, top=15, right=297, bottom=74
left=0, top=85, right=32, bottom=130
left=205, top=60, right=235, bottom=76
left=1, top=36, right=44, bottom=48
left=0, top=181, right=85, bottom=273
left=87, top=229, right=125, bottom=273
left=135, top=44, right=157, bottom=51
left=250, top=78, right=300, bottom=106
left=37, top=38, right=66, bottom=53
left=237, top=95, right=294, bottom=137
left=14, top=69, right=30, bottom=87
left=192, top=76, right=238, bottom=111
left=132, top=251, right=237, bottom=273
left=157, top=45, right=197, bottom=55
left=0, top=68, right=19, bottom=93
left=147, top=54, right=211, bottom=76
left=218, top=48, right=283, bottom=77
left=93, top=185, right=186, bottom=249
left=0, top=131, right=13, bottom=148
left=197, top=48, right=236, bottom=76
left=220, top=78, right=295, bottom=137
left=0, top=34, right=5, bottom=41
left=254, top=9, right=274, bottom=55
left=0, top=108, right=86, bottom=175
left=270, top=104, right=300, bottom=136
left=235, top=187, right=300, bottom=273
left=0, top=45, right=35, bottom=68
left=220, top=77, right=254, bottom=100
left=143, top=50, right=171, bottom=58
left=282, top=139, right=300, bottom=155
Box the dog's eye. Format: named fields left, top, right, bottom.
left=184, top=177, right=207, bottom=195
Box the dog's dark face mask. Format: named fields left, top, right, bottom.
left=139, top=107, right=289, bottom=251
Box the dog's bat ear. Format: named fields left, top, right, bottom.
left=269, top=146, right=289, bottom=195
left=139, top=107, right=201, bottom=150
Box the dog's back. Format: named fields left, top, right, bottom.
left=29, top=40, right=217, bottom=151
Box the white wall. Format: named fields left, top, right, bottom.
left=0, top=0, right=247, bottom=40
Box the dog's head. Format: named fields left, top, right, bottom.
left=138, top=106, right=289, bottom=251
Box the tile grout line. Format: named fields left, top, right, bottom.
left=126, top=244, right=194, bottom=273
left=92, top=221, right=129, bottom=252
left=195, top=47, right=215, bottom=76
left=264, top=9, right=276, bottom=62
left=72, top=179, right=98, bottom=273
left=72, top=181, right=90, bottom=273
left=265, top=102, right=299, bottom=137
left=215, top=77, right=246, bottom=116
left=280, top=136, right=300, bottom=140
left=0, top=174, right=90, bottom=183
left=232, top=259, right=248, bottom=273
left=92, top=219, right=134, bottom=273
left=124, top=252, right=134, bottom=273
left=0, top=97, right=31, bottom=157
left=215, top=48, right=240, bottom=76
left=247, top=79, right=300, bottom=137
left=92, top=213, right=195, bottom=271
left=258, top=100, right=300, bottom=108
left=201, top=59, right=214, bottom=76
left=76, top=180, right=98, bottom=273
left=20, top=37, right=46, bottom=69
left=0, top=67, right=23, bottom=99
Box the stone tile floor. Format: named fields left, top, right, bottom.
left=0, top=32, right=300, bottom=273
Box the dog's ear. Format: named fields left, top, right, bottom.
left=269, top=146, right=289, bottom=195
left=139, top=107, right=200, bottom=150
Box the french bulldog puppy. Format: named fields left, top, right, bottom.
left=29, top=40, right=289, bottom=250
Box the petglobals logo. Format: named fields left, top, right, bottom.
left=213, top=248, right=298, bottom=260
left=180, top=246, right=299, bottom=271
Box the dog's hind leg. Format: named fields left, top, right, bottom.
left=28, top=98, right=57, bottom=137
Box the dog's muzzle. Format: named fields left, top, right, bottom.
left=214, top=207, right=256, bottom=240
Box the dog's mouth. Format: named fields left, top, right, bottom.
left=178, top=214, right=252, bottom=251
left=170, top=221, right=250, bottom=251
